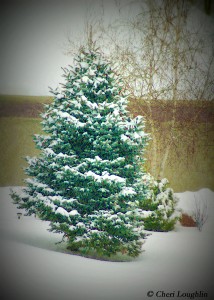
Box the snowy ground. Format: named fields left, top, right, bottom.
left=0, top=187, right=214, bottom=300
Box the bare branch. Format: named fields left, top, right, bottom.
left=192, top=195, right=208, bottom=231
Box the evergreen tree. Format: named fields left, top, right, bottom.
left=11, top=47, right=150, bottom=257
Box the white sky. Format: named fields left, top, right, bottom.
left=0, top=0, right=119, bottom=95
left=0, top=0, right=213, bottom=96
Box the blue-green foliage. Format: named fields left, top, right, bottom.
left=11, top=48, right=150, bottom=257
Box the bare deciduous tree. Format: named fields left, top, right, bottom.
left=102, top=0, right=214, bottom=178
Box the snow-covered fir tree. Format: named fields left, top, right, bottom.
left=11, top=47, right=150, bottom=257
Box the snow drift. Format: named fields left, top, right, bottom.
left=0, top=187, right=214, bottom=300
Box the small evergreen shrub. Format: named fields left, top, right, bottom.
left=140, top=173, right=179, bottom=232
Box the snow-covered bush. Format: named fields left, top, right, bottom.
left=140, top=174, right=179, bottom=232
